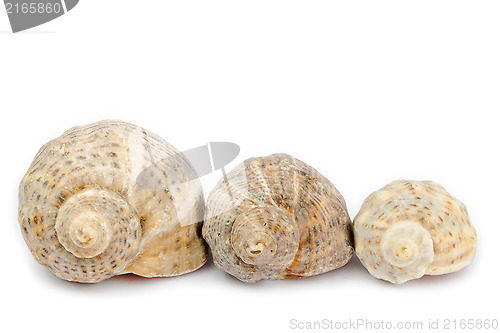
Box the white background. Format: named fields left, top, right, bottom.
left=1, top=1, right=499, bottom=332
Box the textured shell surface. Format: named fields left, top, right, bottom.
left=203, top=153, right=353, bottom=283
left=19, top=120, right=207, bottom=283
left=353, top=180, right=477, bottom=284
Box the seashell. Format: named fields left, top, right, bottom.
left=353, top=180, right=477, bottom=284
left=18, top=120, right=207, bottom=283
left=202, top=153, right=353, bottom=283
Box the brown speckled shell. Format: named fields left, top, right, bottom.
left=354, top=180, right=477, bottom=284
left=19, top=120, right=207, bottom=283
left=203, top=153, right=353, bottom=283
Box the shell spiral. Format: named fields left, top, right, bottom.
left=353, top=180, right=477, bottom=284
left=202, top=154, right=353, bottom=283
left=18, top=120, right=207, bottom=283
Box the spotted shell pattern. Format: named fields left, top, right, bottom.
left=354, top=180, right=477, bottom=284
left=203, top=154, right=353, bottom=283
left=19, top=120, right=207, bottom=283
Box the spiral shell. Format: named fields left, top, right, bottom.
left=353, top=180, right=477, bottom=284
left=18, top=120, right=207, bottom=283
left=203, top=154, right=353, bottom=283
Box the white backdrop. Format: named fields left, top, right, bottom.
left=1, top=1, right=499, bottom=332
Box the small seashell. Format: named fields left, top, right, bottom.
left=18, top=120, right=207, bottom=283
left=203, top=153, right=353, bottom=283
left=353, top=180, right=477, bottom=284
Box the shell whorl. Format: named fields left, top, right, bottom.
left=19, top=120, right=207, bottom=283
left=379, top=221, right=434, bottom=275
left=203, top=154, right=353, bottom=283
left=354, top=180, right=477, bottom=284
left=231, top=206, right=300, bottom=267
left=55, top=188, right=140, bottom=259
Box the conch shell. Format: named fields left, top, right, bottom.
left=18, top=120, right=207, bottom=283
left=353, top=180, right=477, bottom=284
left=203, top=153, right=353, bottom=282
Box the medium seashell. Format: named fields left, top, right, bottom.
left=353, top=180, right=477, bottom=284
left=203, top=153, right=353, bottom=283
left=19, top=120, right=207, bottom=283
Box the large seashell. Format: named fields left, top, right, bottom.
left=353, top=180, right=477, bottom=284
left=19, top=120, right=207, bottom=283
left=203, top=153, right=353, bottom=283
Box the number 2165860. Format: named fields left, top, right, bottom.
left=443, top=319, right=498, bottom=330
left=5, top=2, right=62, bottom=14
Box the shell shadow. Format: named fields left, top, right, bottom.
left=358, top=259, right=477, bottom=290
left=211, top=254, right=372, bottom=289
left=24, top=249, right=476, bottom=291
left=25, top=251, right=218, bottom=294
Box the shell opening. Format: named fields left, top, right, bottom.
left=232, top=228, right=278, bottom=265
left=385, top=236, right=419, bottom=267
left=380, top=221, right=434, bottom=270
left=231, top=206, right=299, bottom=267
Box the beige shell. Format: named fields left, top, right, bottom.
left=353, top=180, right=477, bottom=284
left=18, top=120, right=207, bottom=283
left=203, top=153, right=353, bottom=283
